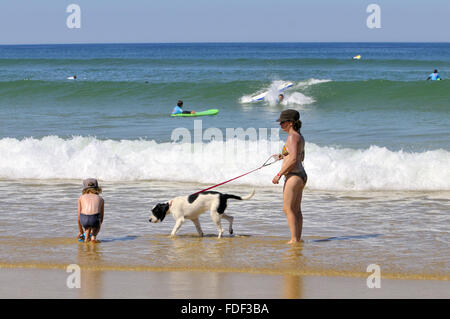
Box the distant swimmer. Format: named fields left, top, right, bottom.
left=278, top=94, right=284, bottom=104
left=427, top=69, right=441, bottom=81
left=172, top=100, right=196, bottom=115
left=67, top=75, right=77, bottom=80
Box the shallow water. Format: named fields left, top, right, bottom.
left=0, top=180, right=448, bottom=280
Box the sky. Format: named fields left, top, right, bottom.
left=0, top=0, right=449, bottom=44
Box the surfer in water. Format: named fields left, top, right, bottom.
left=277, top=94, right=284, bottom=104
left=427, top=69, right=441, bottom=81
left=172, top=100, right=196, bottom=115
left=272, top=109, right=307, bottom=244
left=77, top=178, right=104, bottom=243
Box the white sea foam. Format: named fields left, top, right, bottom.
left=0, top=136, right=449, bottom=191
left=240, top=79, right=329, bottom=106
left=294, top=78, right=332, bottom=88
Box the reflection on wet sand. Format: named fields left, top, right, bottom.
left=282, top=243, right=304, bottom=299
left=283, top=275, right=302, bottom=299
left=0, top=233, right=447, bottom=283
left=161, top=236, right=307, bottom=298
left=77, top=243, right=103, bottom=299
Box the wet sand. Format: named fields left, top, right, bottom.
left=1, top=267, right=449, bottom=299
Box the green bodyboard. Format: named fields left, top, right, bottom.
left=171, top=109, right=219, bottom=117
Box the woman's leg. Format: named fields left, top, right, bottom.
left=293, top=186, right=304, bottom=241
left=283, top=175, right=305, bottom=243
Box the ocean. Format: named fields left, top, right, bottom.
left=0, top=43, right=449, bottom=281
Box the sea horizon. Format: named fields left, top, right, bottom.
left=1, top=41, right=450, bottom=46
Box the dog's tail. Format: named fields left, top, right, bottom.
left=225, top=189, right=255, bottom=201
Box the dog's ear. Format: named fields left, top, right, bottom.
left=152, top=202, right=170, bottom=222
left=153, top=202, right=168, bottom=210
left=161, top=203, right=170, bottom=219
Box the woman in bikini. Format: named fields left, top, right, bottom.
left=272, top=109, right=307, bottom=244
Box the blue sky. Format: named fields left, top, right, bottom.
left=0, top=0, right=449, bottom=44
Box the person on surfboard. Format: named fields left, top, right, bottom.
left=172, top=100, right=196, bottom=115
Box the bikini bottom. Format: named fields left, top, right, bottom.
left=285, top=170, right=307, bottom=185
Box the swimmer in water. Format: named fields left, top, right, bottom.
left=427, top=69, right=441, bottom=81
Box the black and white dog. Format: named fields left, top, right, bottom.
left=149, top=189, right=255, bottom=238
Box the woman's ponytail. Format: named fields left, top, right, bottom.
left=293, top=119, right=302, bottom=132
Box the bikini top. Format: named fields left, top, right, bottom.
left=281, top=144, right=289, bottom=156
left=282, top=143, right=303, bottom=157
left=282, top=135, right=305, bottom=162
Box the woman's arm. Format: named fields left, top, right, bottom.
left=272, top=153, right=284, bottom=160
left=272, top=134, right=300, bottom=184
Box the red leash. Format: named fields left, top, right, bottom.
left=192, top=156, right=279, bottom=195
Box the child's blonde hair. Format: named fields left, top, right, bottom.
left=82, top=187, right=102, bottom=195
